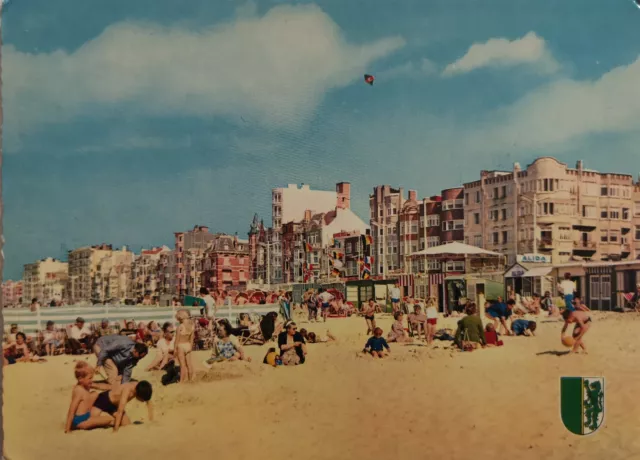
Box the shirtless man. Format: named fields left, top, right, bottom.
left=561, top=309, right=592, bottom=354
left=92, top=380, right=153, bottom=432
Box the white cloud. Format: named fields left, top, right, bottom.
left=378, top=58, right=437, bottom=80
left=442, top=32, right=559, bottom=77
left=4, top=4, right=405, bottom=147
left=466, top=55, right=640, bottom=151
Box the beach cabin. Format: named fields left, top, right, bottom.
left=444, top=275, right=504, bottom=314
left=504, top=263, right=555, bottom=298
left=345, top=279, right=396, bottom=310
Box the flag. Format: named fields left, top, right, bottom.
left=560, top=377, right=605, bottom=435
left=305, top=242, right=313, bottom=252
left=365, top=235, right=373, bottom=245
left=331, top=268, right=341, bottom=277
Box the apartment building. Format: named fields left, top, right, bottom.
left=94, top=247, right=134, bottom=302
left=67, top=244, right=113, bottom=303
left=201, top=234, right=251, bottom=292
left=131, top=246, right=171, bottom=300
left=269, top=182, right=351, bottom=284
left=23, top=257, right=68, bottom=305
left=157, top=250, right=176, bottom=296
left=174, top=226, right=216, bottom=296
left=370, top=185, right=405, bottom=276
left=333, top=231, right=373, bottom=280
left=464, top=157, right=638, bottom=265
left=2, top=280, right=23, bottom=307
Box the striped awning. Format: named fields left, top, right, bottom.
left=396, top=274, right=414, bottom=286
left=429, top=273, right=444, bottom=285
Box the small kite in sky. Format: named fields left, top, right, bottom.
left=364, top=74, right=375, bottom=86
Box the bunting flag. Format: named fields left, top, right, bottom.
left=304, top=242, right=313, bottom=252
left=331, top=268, right=341, bottom=277
left=365, top=235, right=373, bottom=245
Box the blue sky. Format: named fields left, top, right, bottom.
left=4, top=0, right=640, bottom=280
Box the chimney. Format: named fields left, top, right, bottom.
left=303, top=209, right=312, bottom=222
left=336, top=182, right=351, bottom=209
left=408, top=190, right=417, bottom=201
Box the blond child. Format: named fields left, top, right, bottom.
left=175, top=309, right=195, bottom=383
left=425, top=298, right=439, bottom=344
left=65, top=362, right=113, bottom=432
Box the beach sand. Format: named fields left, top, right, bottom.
left=5, top=311, right=640, bottom=460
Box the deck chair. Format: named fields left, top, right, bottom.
left=240, top=313, right=277, bottom=346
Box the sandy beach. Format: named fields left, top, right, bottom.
left=5, top=311, right=640, bottom=460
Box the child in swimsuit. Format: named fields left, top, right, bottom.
left=92, top=380, right=153, bottom=432
left=363, top=327, right=390, bottom=358
left=363, top=299, right=377, bottom=335
left=175, top=309, right=195, bottom=383
left=65, top=362, right=112, bottom=432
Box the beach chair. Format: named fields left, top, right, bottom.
left=240, top=313, right=278, bottom=346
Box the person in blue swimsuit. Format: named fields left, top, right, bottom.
left=485, top=297, right=515, bottom=336
left=363, top=327, right=391, bottom=358
left=511, top=319, right=537, bottom=337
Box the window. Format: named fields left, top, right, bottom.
left=410, top=224, right=418, bottom=234
left=501, top=185, right=507, bottom=198
left=474, top=235, right=482, bottom=247
left=623, top=208, right=630, bottom=220
left=502, top=231, right=508, bottom=244
left=427, top=215, right=440, bottom=227
left=601, top=209, right=608, bottom=219
left=475, top=191, right=481, bottom=203
left=490, top=210, right=499, bottom=221
left=601, top=230, right=608, bottom=243
left=427, top=260, right=441, bottom=270
left=493, top=188, right=499, bottom=199
left=600, top=187, right=608, bottom=196
left=636, top=202, right=640, bottom=216
left=444, top=261, right=465, bottom=272
left=492, top=232, right=499, bottom=244
left=474, top=213, right=480, bottom=225
left=427, top=236, right=440, bottom=248
left=443, top=200, right=455, bottom=210
left=379, top=228, right=383, bottom=236
left=636, top=226, right=640, bottom=241
left=453, top=220, right=464, bottom=230
left=541, top=202, right=554, bottom=215
left=465, top=193, right=469, bottom=205
left=582, top=206, right=596, bottom=218
left=559, top=227, right=571, bottom=240
left=442, top=221, right=455, bottom=231
left=610, top=209, right=620, bottom=219
left=454, top=199, right=464, bottom=209
left=501, top=209, right=507, bottom=221
left=609, top=231, right=619, bottom=243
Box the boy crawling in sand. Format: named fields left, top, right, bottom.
left=92, top=380, right=153, bottom=432
left=65, top=362, right=114, bottom=432
left=363, top=327, right=390, bottom=358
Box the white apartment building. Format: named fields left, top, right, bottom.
left=67, top=244, right=113, bottom=303
left=22, top=257, right=68, bottom=306
left=131, top=246, right=171, bottom=299
left=464, top=157, right=639, bottom=265
left=270, top=182, right=350, bottom=284
left=94, top=247, right=134, bottom=302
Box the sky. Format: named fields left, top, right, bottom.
left=3, top=0, right=640, bottom=280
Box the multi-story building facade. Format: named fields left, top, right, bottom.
left=94, top=247, right=134, bottom=302
left=370, top=185, right=405, bottom=277
left=282, top=220, right=306, bottom=284
left=131, top=246, right=171, bottom=300
left=333, top=231, right=373, bottom=280
left=157, top=250, right=176, bottom=295
left=201, top=234, right=251, bottom=292
left=464, top=157, right=638, bottom=265
left=2, top=280, right=23, bottom=307
left=67, top=244, right=113, bottom=303
left=174, top=226, right=216, bottom=296
left=23, top=257, right=68, bottom=305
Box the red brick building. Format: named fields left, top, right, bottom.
left=201, top=234, right=251, bottom=292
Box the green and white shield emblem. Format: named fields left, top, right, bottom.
left=560, top=377, right=605, bottom=435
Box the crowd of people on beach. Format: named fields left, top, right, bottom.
left=4, top=273, right=599, bottom=434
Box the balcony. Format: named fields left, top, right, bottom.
left=537, top=238, right=554, bottom=251
left=573, top=240, right=597, bottom=255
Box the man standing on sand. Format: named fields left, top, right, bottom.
left=93, top=335, right=148, bottom=389
left=200, top=287, right=216, bottom=320
left=561, top=309, right=592, bottom=354
left=389, top=283, right=401, bottom=314
left=558, top=272, right=577, bottom=313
